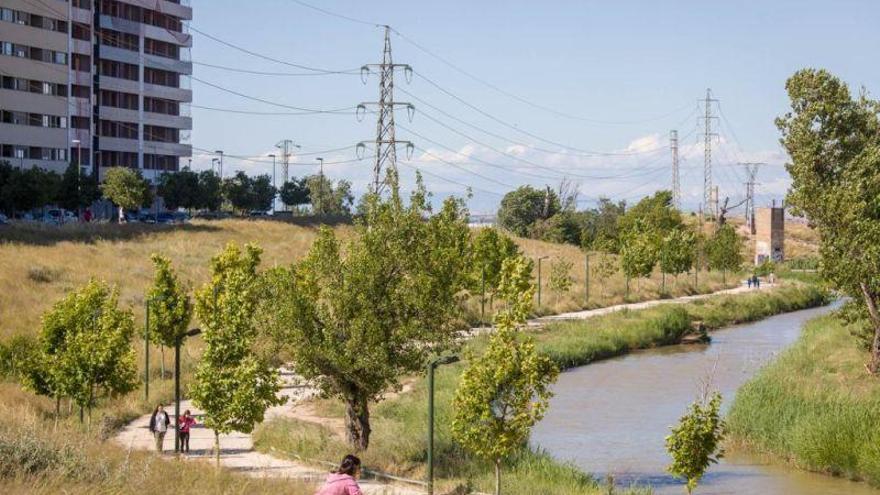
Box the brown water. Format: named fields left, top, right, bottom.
left=531, top=303, right=879, bottom=494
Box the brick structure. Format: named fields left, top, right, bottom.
left=754, top=207, right=784, bottom=264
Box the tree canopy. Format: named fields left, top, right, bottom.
left=101, top=167, right=152, bottom=220
left=497, top=185, right=560, bottom=237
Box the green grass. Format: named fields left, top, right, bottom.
left=728, top=314, right=880, bottom=486
left=253, top=283, right=828, bottom=494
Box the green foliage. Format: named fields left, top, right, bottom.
left=222, top=171, right=276, bottom=214
left=705, top=224, right=743, bottom=274
left=279, top=177, right=311, bottom=209
left=196, top=170, right=222, bottom=212
left=101, top=167, right=152, bottom=212
left=146, top=254, right=193, bottom=348
left=452, top=256, right=559, bottom=494
left=777, top=68, right=880, bottom=370
left=304, top=174, right=354, bottom=215
left=190, top=243, right=283, bottom=442
left=471, top=227, right=521, bottom=295
left=0, top=162, right=64, bottom=216
left=158, top=167, right=200, bottom=211
left=665, top=391, right=725, bottom=494
left=26, top=280, right=138, bottom=419
left=497, top=185, right=560, bottom=237
left=549, top=259, right=574, bottom=296
left=58, top=162, right=100, bottom=212
left=620, top=230, right=659, bottom=280
left=754, top=259, right=775, bottom=277
left=592, top=252, right=618, bottom=296
left=618, top=191, right=682, bottom=238
left=0, top=334, right=38, bottom=379
left=660, top=228, right=696, bottom=277
left=581, top=198, right=627, bottom=252
left=259, top=183, right=471, bottom=450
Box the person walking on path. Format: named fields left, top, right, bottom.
left=148, top=403, right=170, bottom=453
left=747, top=276, right=752, bottom=288
left=178, top=409, right=196, bottom=453
left=315, top=454, right=363, bottom=495
left=754, top=275, right=761, bottom=289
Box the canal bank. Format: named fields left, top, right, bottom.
left=532, top=302, right=879, bottom=494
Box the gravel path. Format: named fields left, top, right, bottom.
left=115, top=281, right=771, bottom=493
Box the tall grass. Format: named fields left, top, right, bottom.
left=727, top=314, right=880, bottom=485
left=254, top=283, right=827, bottom=494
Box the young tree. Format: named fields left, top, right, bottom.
left=777, top=68, right=880, bottom=373
left=496, top=185, right=560, bottom=237
left=279, top=177, right=311, bottom=211
left=101, top=167, right=152, bottom=223
left=305, top=174, right=354, bottom=215
left=548, top=259, right=574, bottom=306
left=146, top=254, right=193, bottom=378
left=260, top=183, right=471, bottom=450
left=705, top=224, right=743, bottom=283
left=250, top=174, right=275, bottom=213
left=659, top=228, right=696, bottom=291
left=43, top=280, right=138, bottom=425
left=665, top=392, right=726, bottom=494
left=620, top=230, right=659, bottom=294
left=58, top=162, right=101, bottom=213
left=190, top=243, right=283, bottom=465
left=222, top=171, right=253, bottom=215
left=196, top=170, right=222, bottom=212
left=471, top=227, right=521, bottom=303
left=158, top=167, right=199, bottom=211
left=593, top=251, right=618, bottom=297
left=452, top=256, right=559, bottom=495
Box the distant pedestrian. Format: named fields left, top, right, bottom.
left=769, top=272, right=776, bottom=285
left=755, top=275, right=761, bottom=289
left=178, top=409, right=196, bottom=453
left=747, top=277, right=752, bottom=288
left=83, top=208, right=92, bottom=223
left=315, top=454, right=363, bottom=495
left=149, top=403, right=170, bottom=453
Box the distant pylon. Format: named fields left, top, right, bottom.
left=739, top=162, right=764, bottom=234
left=275, top=139, right=299, bottom=209
left=357, top=25, right=415, bottom=195
left=700, top=89, right=719, bottom=217
left=670, top=129, right=681, bottom=209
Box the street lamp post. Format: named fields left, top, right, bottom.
left=174, top=327, right=202, bottom=453
left=584, top=253, right=590, bottom=304
left=268, top=154, right=276, bottom=213
left=316, top=157, right=324, bottom=215
left=427, top=355, right=459, bottom=495
left=537, top=256, right=549, bottom=307
left=72, top=139, right=82, bottom=219
left=211, top=158, right=219, bottom=175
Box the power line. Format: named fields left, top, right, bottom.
left=192, top=61, right=359, bottom=76
left=190, top=76, right=355, bottom=113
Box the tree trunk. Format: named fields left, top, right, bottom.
left=79, top=405, right=84, bottom=424
left=118, top=206, right=125, bottom=224
left=160, top=346, right=166, bottom=379
left=343, top=394, right=371, bottom=451
left=494, top=458, right=502, bottom=495
left=214, top=431, right=221, bottom=468
left=860, top=283, right=880, bottom=374
left=662, top=272, right=666, bottom=293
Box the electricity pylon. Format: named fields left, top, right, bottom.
left=739, top=162, right=764, bottom=234
left=276, top=139, right=299, bottom=209
left=700, top=89, right=719, bottom=217
left=357, top=25, right=415, bottom=195
left=670, top=129, right=681, bottom=210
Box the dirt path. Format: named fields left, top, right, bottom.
left=115, top=280, right=771, bottom=492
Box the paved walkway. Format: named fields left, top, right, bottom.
left=115, top=280, right=774, bottom=493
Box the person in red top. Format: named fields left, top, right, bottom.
left=178, top=409, right=197, bottom=453
left=315, top=454, right=363, bottom=495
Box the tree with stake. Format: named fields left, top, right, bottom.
left=593, top=251, right=618, bottom=298
left=620, top=230, right=659, bottom=295
left=665, top=391, right=726, bottom=494
left=101, top=167, right=152, bottom=223
left=260, top=178, right=471, bottom=450
left=705, top=224, right=743, bottom=284
left=47, top=280, right=138, bottom=426
left=452, top=256, right=558, bottom=495
left=777, top=69, right=880, bottom=373
left=660, top=229, right=696, bottom=292
left=471, top=227, right=521, bottom=307
left=190, top=243, right=283, bottom=466
left=146, top=254, right=192, bottom=380
left=548, top=259, right=574, bottom=308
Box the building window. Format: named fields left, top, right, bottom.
left=145, top=38, right=180, bottom=60
left=100, top=90, right=139, bottom=110
left=144, top=97, right=179, bottom=116
left=71, top=84, right=90, bottom=98
left=101, top=29, right=139, bottom=52
left=0, top=7, right=67, bottom=33
left=0, top=110, right=64, bottom=128
left=99, top=119, right=138, bottom=139
left=99, top=59, right=139, bottom=81
left=144, top=67, right=179, bottom=88
left=72, top=22, right=90, bottom=41
left=144, top=125, right=179, bottom=143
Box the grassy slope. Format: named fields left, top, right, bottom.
left=254, top=284, right=828, bottom=495
left=728, top=314, right=880, bottom=486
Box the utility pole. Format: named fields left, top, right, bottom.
left=670, top=130, right=680, bottom=210
left=275, top=140, right=300, bottom=210
left=316, top=157, right=324, bottom=215
left=358, top=25, right=415, bottom=195
left=700, top=89, right=719, bottom=218
left=268, top=154, right=276, bottom=213
left=739, top=162, right=764, bottom=235
left=215, top=150, right=224, bottom=179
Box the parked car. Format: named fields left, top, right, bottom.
left=171, top=211, right=189, bottom=224
left=0, top=213, right=8, bottom=225
left=156, top=212, right=176, bottom=224
left=249, top=210, right=268, bottom=218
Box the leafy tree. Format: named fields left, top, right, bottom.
left=531, top=210, right=585, bottom=245
left=497, top=185, right=560, bottom=237
left=665, top=392, right=726, bottom=494
left=618, top=190, right=683, bottom=238
left=260, top=182, right=471, bottom=450
left=190, top=243, right=283, bottom=466
left=471, top=227, right=521, bottom=301
left=222, top=171, right=254, bottom=214
left=452, top=256, right=559, bottom=495
left=620, top=230, right=659, bottom=293
left=33, top=280, right=138, bottom=424
left=659, top=228, right=696, bottom=291
left=305, top=174, right=354, bottom=215
left=705, top=224, right=743, bottom=282
left=777, top=68, right=880, bottom=372
left=250, top=174, right=275, bottom=213
left=593, top=251, right=618, bottom=297
left=196, top=170, right=222, bottom=212
left=58, top=162, right=101, bottom=213
left=158, top=167, right=199, bottom=211
left=581, top=197, right=627, bottom=252
left=146, top=254, right=193, bottom=378
left=279, top=177, right=311, bottom=210
left=101, top=167, right=152, bottom=223
left=548, top=259, right=574, bottom=305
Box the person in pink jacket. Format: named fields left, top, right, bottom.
left=315, top=454, right=363, bottom=495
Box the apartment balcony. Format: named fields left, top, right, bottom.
left=0, top=57, right=67, bottom=84
left=69, top=97, right=91, bottom=117
left=99, top=45, right=140, bottom=66
left=143, top=83, right=192, bottom=102
left=143, top=112, right=192, bottom=130
left=116, top=0, right=192, bottom=20
left=69, top=128, right=91, bottom=145
left=99, top=106, right=140, bottom=124
left=71, top=6, right=92, bottom=24
left=144, top=54, right=192, bottom=75
left=0, top=89, right=68, bottom=115
left=143, top=140, right=191, bottom=157
left=71, top=39, right=91, bottom=56
left=1, top=19, right=67, bottom=52
left=99, top=75, right=139, bottom=94
left=144, top=23, right=192, bottom=47
left=71, top=70, right=92, bottom=86
left=99, top=136, right=139, bottom=153
left=0, top=123, right=66, bottom=148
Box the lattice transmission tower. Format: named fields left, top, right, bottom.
left=670, top=129, right=681, bottom=209
left=700, top=89, right=719, bottom=216
left=275, top=139, right=299, bottom=209
left=357, top=25, right=415, bottom=195
left=740, top=162, right=764, bottom=234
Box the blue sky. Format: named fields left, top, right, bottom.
left=189, top=0, right=880, bottom=213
